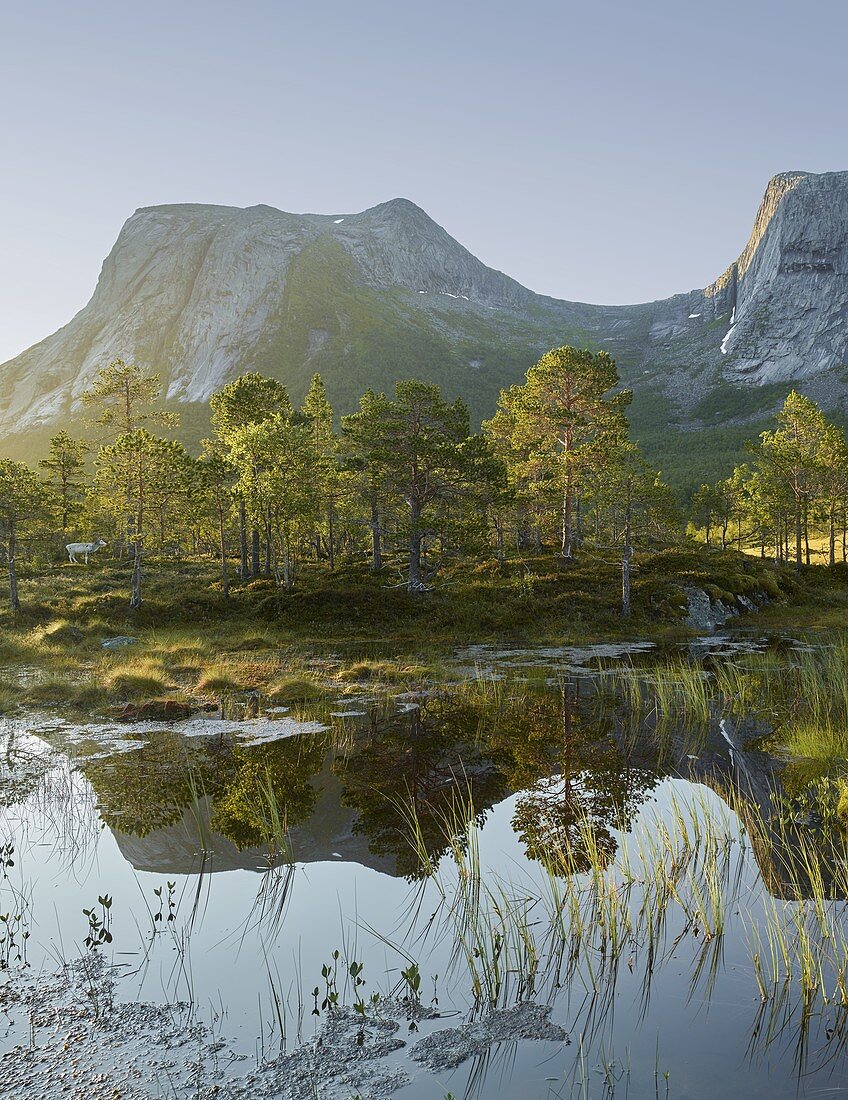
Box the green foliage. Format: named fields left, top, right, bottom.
left=82, top=895, right=113, bottom=950
left=342, top=379, right=498, bottom=591
left=691, top=392, right=848, bottom=569
left=81, top=358, right=177, bottom=435
left=691, top=381, right=793, bottom=425
left=38, top=430, right=90, bottom=533
left=0, top=457, right=47, bottom=610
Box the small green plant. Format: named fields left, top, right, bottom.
left=400, top=962, right=421, bottom=1004
left=0, top=843, right=14, bottom=878
left=349, top=959, right=366, bottom=1017
left=0, top=911, right=29, bottom=969
left=83, top=895, right=113, bottom=950
left=313, top=949, right=341, bottom=1014
left=153, top=881, right=177, bottom=926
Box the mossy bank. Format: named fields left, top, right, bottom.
left=0, top=544, right=838, bottom=717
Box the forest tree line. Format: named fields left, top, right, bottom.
left=692, top=391, right=848, bottom=569
left=3, top=346, right=838, bottom=616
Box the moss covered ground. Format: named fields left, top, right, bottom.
left=0, top=543, right=833, bottom=716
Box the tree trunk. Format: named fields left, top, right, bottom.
left=239, top=498, right=248, bottom=581
left=370, top=494, right=382, bottom=572
left=129, top=494, right=144, bottom=609
left=407, top=500, right=423, bottom=593
left=327, top=506, right=335, bottom=571
left=7, top=525, right=19, bottom=613
left=251, top=527, right=260, bottom=578
left=804, top=500, right=811, bottom=566
left=282, top=523, right=293, bottom=590
left=795, top=498, right=803, bottom=571
left=830, top=509, right=836, bottom=567
left=218, top=503, right=229, bottom=598
left=621, top=505, right=632, bottom=618
left=130, top=540, right=142, bottom=609
left=561, top=477, right=575, bottom=560
left=264, top=517, right=272, bottom=577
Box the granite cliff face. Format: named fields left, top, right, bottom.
left=1, top=172, right=847, bottom=455
left=708, top=172, right=848, bottom=384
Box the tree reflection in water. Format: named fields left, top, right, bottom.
left=77, top=682, right=668, bottom=877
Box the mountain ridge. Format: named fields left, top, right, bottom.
left=2, top=171, right=847, bottom=491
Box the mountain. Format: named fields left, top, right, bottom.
left=2, top=172, right=847, bottom=490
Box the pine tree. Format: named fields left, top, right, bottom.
left=195, top=443, right=237, bottom=597
left=343, top=380, right=483, bottom=592
left=228, top=414, right=320, bottom=589
left=81, top=359, right=177, bottom=436
left=0, top=460, right=44, bottom=611
left=210, top=373, right=294, bottom=579
left=94, top=429, right=190, bottom=608
left=38, top=430, right=90, bottom=533
left=754, top=392, right=830, bottom=570
left=301, top=373, right=342, bottom=569
left=484, top=346, right=630, bottom=561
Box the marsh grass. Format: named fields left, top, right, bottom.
left=266, top=676, right=328, bottom=705
left=712, top=640, right=848, bottom=728
left=7, top=650, right=848, bottom=1087
left=194, top=667, right=250, bottom=696
left=376, top=769, right=848, bottom=1073
left=19, top=677, right=105, bottom=710
left=336, top=659, right=434, bottom=685
left=102, top=659, right=173, bottom=701
left=602, top=642, right=848, bottom=793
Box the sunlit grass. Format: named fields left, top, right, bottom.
left=101, top=657, right=173, bottom=701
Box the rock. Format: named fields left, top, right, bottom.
left=409, top=1001, right=569, bottom=1071
left=109, top=700, right=194, bottom=722
left=684, top=586, right=737, bottom=632
left=101, top=636, right=138, bottom=650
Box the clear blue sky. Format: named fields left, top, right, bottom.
left=1, top=0, right=846, bottom=363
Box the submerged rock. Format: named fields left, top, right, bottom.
left=230, top=1008, right=410, bottom=1099
left=109, top=699, right=194, bottom=722
left=409, top=1001, right=569, bottom=1070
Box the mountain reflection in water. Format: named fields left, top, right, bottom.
left=67, top=678, right=833, bottom=901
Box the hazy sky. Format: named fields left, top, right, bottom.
left=1, top=0, right=847, bottom=363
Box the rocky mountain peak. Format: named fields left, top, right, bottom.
left=2, top=173, right=848, bottom=458
left=702, top=170, right=848, bottom=382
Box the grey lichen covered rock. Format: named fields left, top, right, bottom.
left=684, top=586, right=737, bottom=633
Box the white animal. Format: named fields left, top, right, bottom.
left=66, top=539, right=107, bottom=564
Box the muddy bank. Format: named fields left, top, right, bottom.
left=0, top=958, right=569, bottom=1099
